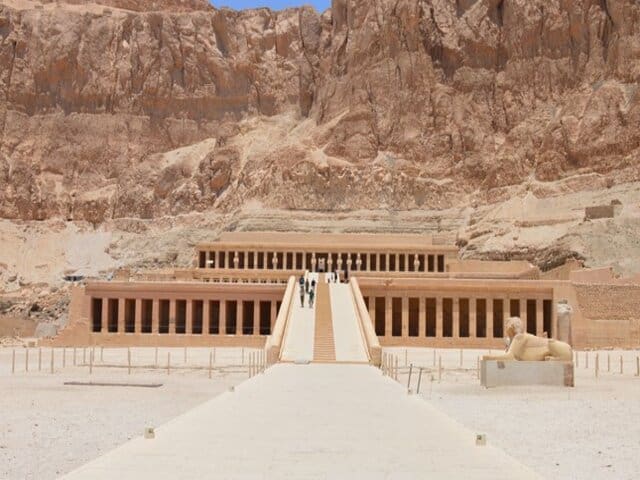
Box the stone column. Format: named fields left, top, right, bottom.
left=166, top=299, right=175, bottom=334
left=152, top=299, right=160, bottom=334
left=186, top=300, right=193, bottom=335
left=101, top=299, right=109, bottom=333
left=367, top=253, right=372, bottom=271
left=436, top=297, right=443, bottom=338
left=401, top=296, right=409, bottom=337
left=356, top=254, right=362, bottom=272
left=486, top=298, right=494, bottom=339
left=220, top=301, right=227, bottom=335
left=521, top=298, right=528, bottom=333
left=536, top=298, right=544, bottom=336
left=272, top=253, right=279, bottom=271
left=233, top=252, right=239, bottom=269
left=418, top=297, right=426, bottom=337
left=452, top=297, right=460, bottom=339
left=253, top=300, right=260, bottom=335
left=311, top=253, right=316, bottom=272
left=134, top=299, right=142, bottom=333
left=302, top=252, right=307, bottom=270
left=413, top=255, right=420, bottom=272
left=203, top=300, right=210, bottom=335
left=346, top=257, right=352, bottom=277
left=402, top=254, right=407, bottom=272
left=503, top=297, right=510, bottom=335
left=385, top=253, right=390, bottom=272
left=384, top=296, right=392, bottom=338
left=117, top=298, right=125, bottom=334
left=237, top=301, right=244, bottom=335
left=469, top=297, right=477, bottom=338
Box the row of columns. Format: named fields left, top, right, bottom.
left=93, top=298, right=279, bottom=336
left=200, top=250, right=446, bottom=273
left=367, top=296, right=551, bottom=339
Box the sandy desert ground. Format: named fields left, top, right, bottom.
left=0, top=346, right=259, bottom=480
left=385, top=347, right=640, bottom=480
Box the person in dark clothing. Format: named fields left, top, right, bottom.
left=311, top=279, right=316, bottom=290
left=308, top=288, right=315, bottom=308
left=305, top=278, right=310, bottom=293
left=299, top=284, right=305, bottom=307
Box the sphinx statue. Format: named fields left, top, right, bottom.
left=483, top=317, right=573, bottom=362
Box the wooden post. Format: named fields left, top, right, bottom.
left=167, top=352, right=171, bottom=375
left=607, top=354, right=610, bottom=372
left=127, top=348, right=131, bottom=375
left=209, top=351, right=213, bottom=379
left=407, top=364, right=413, bottom=391
left=394, top=355, right=399, bottom=381
left=416, top=367, right=423, bottom=394
left=25, top=348, right=29, bottom=373
left=585, top=352, right=589, bottom=369
left=38, top=348, right=42, bottom=371
left=11, top=349, right=15, bottom=374
left=636, top=356, right=640, bottom=377
left=620, top=355, right=623, bottom=374
left=438, top=355, right=442, bottom=383
left=49, top=348, right=54, bottom=374
left=404, top=349, right=408, bottom=367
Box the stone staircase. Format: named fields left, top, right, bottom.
left=313, top=276, right=336, bottom=362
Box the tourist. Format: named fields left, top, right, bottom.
left=308, top=288, right=315, bottom=308
left=299, top=274, right=304, bottom=289
left=299, top=284, right=305, bottom=307
left=305, top=278, right=310, bottom=293
left=311, top=278, right=316, bottom=291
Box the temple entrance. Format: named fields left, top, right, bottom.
left=317, top=256, right=327, bottom=272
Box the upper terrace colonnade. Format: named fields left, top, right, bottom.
left=196, top=232, right=458, bottom=274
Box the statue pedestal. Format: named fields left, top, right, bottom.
left=481, top=360, right=574, bottom=388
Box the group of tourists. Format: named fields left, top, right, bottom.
left=299, top=273, right=316, bottom=308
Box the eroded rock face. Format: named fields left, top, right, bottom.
left=0, top=0, right=639, bottom=223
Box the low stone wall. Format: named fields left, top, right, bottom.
left=574, top=284, right=640, bottom=348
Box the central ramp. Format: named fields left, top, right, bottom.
left=62, top=364, right=542, bottom=479
left=313, top=277, right=336, bottom=362
left=329, top=283, right=369, bottom=362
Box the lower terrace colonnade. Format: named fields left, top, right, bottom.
left=198, top=250, right=448, bottom=274
left=360, top=287, right=554, bottom=348
left=90, top=297, right=282, bottom=337
left=81, top=282, right=286, bottom=345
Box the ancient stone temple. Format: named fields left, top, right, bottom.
left=45, top=232, right=640, bottom=354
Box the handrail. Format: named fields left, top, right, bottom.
left=349, top=277, right=381, bottom=366
left=265, top=276, right=297, bottom=365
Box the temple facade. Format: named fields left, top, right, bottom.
left=46, top=232, right=640, bottom=352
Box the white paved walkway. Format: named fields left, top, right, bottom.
left=329, top=283, right=369, bottom=362
left=62, top=364, right=542, bottom=480
left=280, top=273, right=317, bottom=362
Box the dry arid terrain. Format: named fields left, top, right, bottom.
left=1, top=0, right=640, bottom=332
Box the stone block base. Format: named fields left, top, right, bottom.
left=481, top=360, right=574, bottom=388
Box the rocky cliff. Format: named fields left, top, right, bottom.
left=1, top=0, right=639, bottom=224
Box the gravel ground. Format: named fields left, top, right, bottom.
left=385, top=347, right=640, bottom=480
left=0, top=347, right=257, bottom=480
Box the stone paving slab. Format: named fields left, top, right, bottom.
left=62, top=364, right=542, bottom=480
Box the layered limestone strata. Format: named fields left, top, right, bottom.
left=0, top=0, right=638, bottom=223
